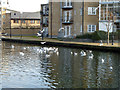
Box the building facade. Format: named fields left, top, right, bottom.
left=40, top=4, right=49, bottom=37
left=3, top=11, right=41, bottom=36
left=0, top=0, right=10, bottom=31
left=49, top=0, right=99, bottom=38
left=99, top=0, right=120, bottom=32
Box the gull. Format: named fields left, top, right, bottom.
left=89, top=54, right=94, bottom=59
left=99, top=43, right=103, bottom=46
left=74, top=52, right=78, bottom=56
left=11, top=45, right=15, bottom=49
left=54, top=48, right=58, bottom=53
left=46, top=54, right=51, bottom=58
left=23, top=47, right=26, bottom=50
left=41, top=42, right=46, bottom=45
left=80, top=50, right=86, bottom=56
left=37, top=49, right=40, bottom=52
left=89, top=50, right=92, bottom=53
left=71, top=52, right=73, bottom=55
left=37, top=33, right=41, bottom=37
left=19, top=52, right=24, bottom=56
left=56, top=52, right=59, bottom=56
left=102, top=59, right=105, bottom=63
left=110, top=66, right=113, bottom=71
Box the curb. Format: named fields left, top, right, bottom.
left=1, top=38, right=120, bottom=52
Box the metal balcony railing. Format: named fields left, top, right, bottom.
left=62, top=2, right=73, bottom=9
left=62, top=18, right=73, bottom=24
left=42, top=23, right=48, bottom=27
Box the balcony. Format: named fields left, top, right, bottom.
left=62, top=2, right=73, bottom=9
left=42, top=13, right=49, bottom=16
left=114, top=16, right=120, bottom=23
left=40, top=11, right=49, bottom=16
left=42, top=23, right=48, bottom=27
left=62, top=19, right=73, bottom=24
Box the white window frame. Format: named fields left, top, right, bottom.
left=64, top=11, right=67, bottom=22
left=88, top=7, right=96, bottom=15
left=80, top=25, right=82, bottom=32
left=64, top=26, right=71, bottom=37
left=87, top=25, right=96, bottom=32
left=64, top=11, right=72, bottom=22
left=64, top=0, right=72, bottom=7
left=68, top=11, right=72, bottom=21
left=80, top=8, right=82, bottom=15
left=43, top=17, right=46, bottom=23
left=43, top=6, right=46, bottom=15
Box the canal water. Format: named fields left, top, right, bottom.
left=0, top=41, right=120, bottom=89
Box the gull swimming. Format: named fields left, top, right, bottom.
left=74, top=52, right=78, bottom=56
left=89, top=54, right=94, bottom=59
left=80, top=50, right=86, bottom=56
left=102, top=59, right=105, bottom=63
left=19, top=52, right=24, bottom=56
left=11, top=45, right=15, bottom=49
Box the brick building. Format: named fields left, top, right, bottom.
left=40, top=4, right=49, bottom=37
left=3, top=11, right=41, bottom=36
left=49, top=0, right=99, bottom=38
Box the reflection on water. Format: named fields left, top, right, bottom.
left=0, top=41, right=120, bottom=88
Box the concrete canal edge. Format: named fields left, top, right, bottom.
left=1, top=37, right=120, bottom=52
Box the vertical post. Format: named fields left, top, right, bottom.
left=51, top=1, right=52, bottom=38
left=82, top=0, right=84, bottom=35
left=20, top=19, right=22, bottom=39
left=20, top=12, right=22, bottom=39
left=10, top=13, right=11, bottom=38
left=112, top=2, right=114, bottom=45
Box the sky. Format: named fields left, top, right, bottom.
left=9, top=0, right=48, bottom=12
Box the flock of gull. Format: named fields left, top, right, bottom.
left=11, top=44, right=94, bottom=59
left=10, top=44, right=110, bottom=65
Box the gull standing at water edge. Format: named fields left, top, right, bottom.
left=41, top=42, right=46, bottom=45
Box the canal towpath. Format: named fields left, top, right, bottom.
left=1, top=36, right=120, bottom=52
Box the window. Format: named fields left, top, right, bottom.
left=3, top=9, right=5, bottom=11
left=37, top=20, right=40, bottom=24
left=13, top=20, right=19, bottom=23
left=43, top=17, right=46, bottom=23
left=30, top=20, right=35, bottom=24
left=3, top=15, right=5, bottom=18
left=64, top=11, right=72, bottom=22
left=80, top=25, right=82, bottom=32
left=43, top=6, right=46, bottom=15
left=80, top=8, right=82, bottom=15
left=3, top=22, right=5, bottom=24
left=3, top=2, right=5, bottom=4
left=64, top=0, right=72, bottom=7
left=64, top=25, right=71, bottom=37
left=22, top=20, right=25, bottom=24
left=87, top=25, right=96, bottom=32
left=88, top=7, right=96, bottom=15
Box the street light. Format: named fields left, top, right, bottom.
left=20, top=11, right=23, bottom=39
left=10, top=12, right=11, bottom=38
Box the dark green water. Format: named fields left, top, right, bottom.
left=0, top=41, right=120, bottom=89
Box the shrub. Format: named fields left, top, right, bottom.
left=76, top=31, right=107, bottom=41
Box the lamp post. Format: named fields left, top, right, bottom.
left=20, top=12, right=23, bottom=39
left=10, top=12, right=11, bottom=38
left=51, top=1, right=52, bottom=38
left=112, top=2, right=115, bottom=45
